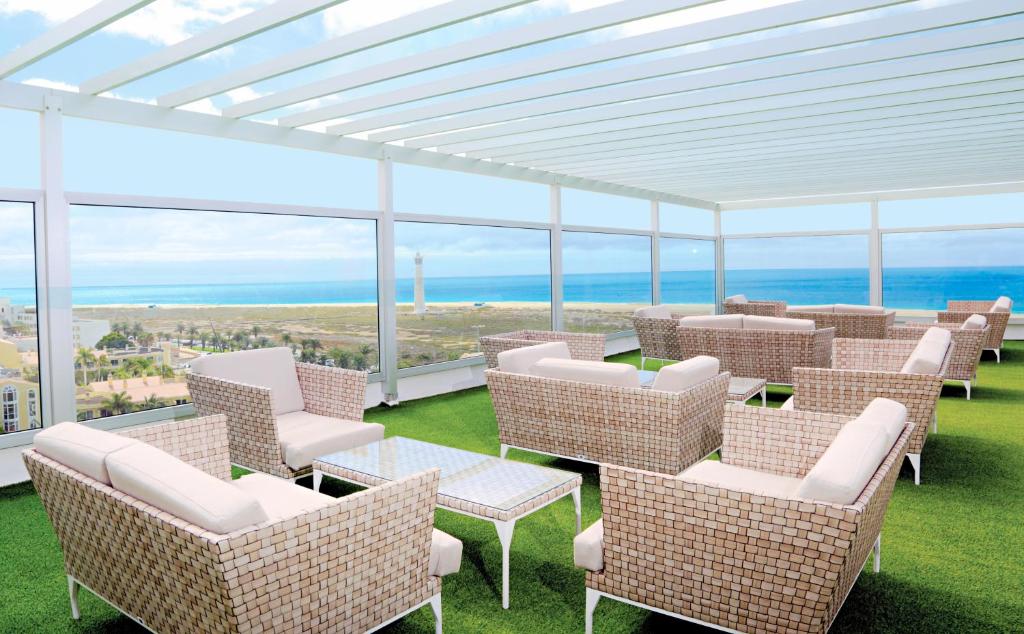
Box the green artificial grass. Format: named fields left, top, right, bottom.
left=3, top=344, right=1023, bottom=633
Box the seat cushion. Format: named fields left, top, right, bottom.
left=634, top=305, right=673, bottom=320
left=724, top=294, right=748, bottom=304
left=680, top=460, right=803, bottom=499
left=780, top=396, right=795, bottom=411
left=190, top=347, right=304, bottom=416
left=430, top=529, right=463, bottom=577
left=107, top=443, right=269, bottom=533
left=574, top=519, right=604, bottom=572
left=796, top=420, right=893, bottom=505
left=530, top=358, right=640, bottom=388
left=834, top=304, right=886, bottom=314
left=276, top=411, right=385, bottom=471
left=961, top=314, right=988, bottom=330
left=496, top=341, right=571, bottom=374
left=851, top=397, right=907, bottom=448
left=679, top=314, right=744, bottom=329
left=234, top=473, right=335, bottom=521
left=650, top=356, right=719, bottom=393
left=743, top=315, right=815, bottom=331
left=900, top=327, right=951, bottom=374
left=991, top=296, right=1012, bottom=313
left=33, top=422, right=139, bottom=485
left=791, top=304, right=834, bottom=313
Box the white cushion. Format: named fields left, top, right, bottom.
left=680, top=460, right=803, bottom=499
left=743, top=315, right=815, bottom=331
left=573, top=519, right=604, bottom=572
left=961, top=314, right=988, bottom=330
left=991, top=296, right=1012, bottom=313
left=430, top=529, right=463, bottom=577
left=780, top=396, right=795, bottom=411
left=834, top=304, right=886, bottom=315
left=33, top=423, right=139, bottom=485
left=921, top=326, right=953, bottom=347
left=530, top=358, right=640, bottom=388
left=633, top=305, right=673, bottom=320
left=679, top=314, right=744, bottom=329
left=650, top=356, right=719, bottom=393
left=791, top=304, right=834, bottom=313
left=724, top=294, right=748, bottom=304
left=851, top=397, right=907, bottom=448
left=796, top=420, right=893, bottom=505
left=496, top=341, right=571, bottom=374
left=234, top=473, right=334, bottom=521
left=107, top=443, right=268, bottom=533
left=900, top=327, right=950, bottom=374
left=276, top=411, right=385, bottom=471
left=190, top=347, right=304, bottom=416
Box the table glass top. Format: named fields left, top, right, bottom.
left=318, top=437, right=579, bottom=512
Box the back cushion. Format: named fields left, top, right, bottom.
left=791, top=304, right=834, bottom=313
left=851, top=397, right=907, bottom=447
left=497, top=341, right=571, bottom=374
left=961, top=314, right=988, bottom=330
left=834, top=304, right=886, bottom=315
left=724, top=294, right=748, bottom=304
left=107, top=443, right=269, bottom=534
left=33, top=423, right=139, bottom=485
left=679, top=314, right=744, bottom=329
left=634, top=305, right=674, bottom=320
left=991, top=296, right=1012, bottom=313
left=744, top=315, right=815, bottom=331
left=190, top=347, right=304, bottom=415
left=900, top=327, right=950, bottom=374
left=796, top=421, right=893, bottom=505
left=650, top=356, right=720, bottom=393
left=530, top=358, right=640, bottom=388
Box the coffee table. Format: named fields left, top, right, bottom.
left=638, top=370, right=767, bottom=406
left=313, top=437, right=582, bottom=610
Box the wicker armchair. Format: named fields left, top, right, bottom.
left=723, top=299, right=787, bottom=317
left=479, top=330, right=605, bottom=368
left=938, top=298, right=1012, bottom=362
left=187, top=348, right=380, bottom=480
left=786, top=307, right=896, bottom=339
left=789, top=337, right=952, bottom=484
left=632, top=311, right=689, bottom=368
left=888, top=322, right=988, bottom=399
left=677, top=323, right=834, bottom=384
left=24, top=416, right=449, bottom=634
left=486, top=368, right=729, bottom=475
left=581, top=404, right=912, bottom=634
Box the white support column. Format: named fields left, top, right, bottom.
left=377, top=157, right=399, bottom=403
left=39, top=96, right=77, bottom=425
left=550, top=184, right=564, bottom=331
left=714, top=207, right=725, bottom=314
left=869, top=199, right=883, bottom=306
left=650, top=200, right=661, bottom=306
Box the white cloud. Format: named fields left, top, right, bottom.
left=23, top=77, right=79, bottom=92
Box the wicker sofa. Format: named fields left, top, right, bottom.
left=722, top=294, right=787, bottom=317
left=577, top=400, right=912, bottom=634
left=674, top=314, right=834, bottom=384
left=887, top=315, right=988, bottom=399
left=631, top=305, right=690, bottom=368
left=24, top=416, right=460, bottom=633
left=486, top=343, right=729, bottom=475
left=479, top=329, right=605, bottom=368
left=938, top=297, right=1012, bottom=362
left=785, top=328, right=953, bottom=484
left=186, top=347, right=382, bottom=480
left=786, top=303, right=896, bottom=339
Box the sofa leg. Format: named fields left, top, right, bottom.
left=873, top=535, right=881, bottom=573
left=640, top=356, right=646, bottom=371
left=932, top=413, right=938, bottom=434
left=67, top=575, right=80, bottom=620
left=965, top=380, right=971, bottom=401
left=907, top=453, right=921, bottom=485
left=585, top=588, right=600, bottom=634
left=499, top=444, right=509, bottom=459
left=312, top=470, right=322, bottom=493
left=429, top=594, right=442, bottom=634
left=995, top=349, right=1001, bottom=363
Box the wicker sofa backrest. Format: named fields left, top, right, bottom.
left=938, top=306, right=1011, bottom=349
left=886, top=324, right=987, bottom=381
left=480, top=330, right=606, bottom=368
left=785, top=309, right=896, bottom=339
left=632, top=315, right=684, bottom=361
left=723, top=300, right=787, bottom=317
left=677, top=325, right=834, bottom=384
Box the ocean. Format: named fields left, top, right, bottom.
left=0, top=267, right=1021, bottom=310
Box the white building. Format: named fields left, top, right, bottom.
left=73, top=318, right=111, bottom=350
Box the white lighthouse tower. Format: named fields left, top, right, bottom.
left=413, top=252, right=427, bottom=315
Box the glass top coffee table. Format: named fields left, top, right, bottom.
left=313, top=437, right=582, bottom=610
left=638, top=370, right=767, bottom=406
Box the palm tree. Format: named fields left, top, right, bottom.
left=328, top=347, right=351, bottom=369
left=299, top=348, right=318, bottom=363
left=114, top=367, right=130, bottom=389
left=188, top=325, right=199, bottom=348
left=175, top=323, right=185, bottom=347
left=256, top=336, right=271, bottom=349
left=231, top=331, right=247, bottom=351
left=139, top=394, right=164, bottom=411
left=199, top=332, right=209, bottom=351
left=157, top=364, right=175, bottom=379
left=281, top=333, right=295, bottom=353
left=130, top=322, right=144, bottom=342
left=75, top=348, right=96, bottom=385
left=359, top=344, right=374, bottom=357
left=102, top=392, right=133, bottom=416
left=251, top=325, right=261, bottom=339
left=97, top=354, right=111, bottom=383
left=137, top=332, right=155, bottom=349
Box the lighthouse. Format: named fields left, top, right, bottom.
left=414, top=252, right=427, bottom=314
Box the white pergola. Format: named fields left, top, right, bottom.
left=0, top=0, right=1022, bottom=440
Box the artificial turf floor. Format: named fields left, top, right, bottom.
left=2, top=343, right=1022, bottom=633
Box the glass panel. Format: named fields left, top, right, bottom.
left=0, top=108, right=39, bottom=188
left=880, top=193, right=1024, bottom=228
left=0, top=202, right=43, bottom=434
left=660, top=203, right=714, bottom=235
left=564, top=231, right=652, bottom=333
left=395, top=222, right=551, bottom=369
left=394, top=163, right=548, bottom=222
left=70, top=206, right=378, bottom=421
left=660, top=238, right=715, bottom=316
left=725, top=235, right=870, bottom=305
left=883, top=228, right=1024, bottom=315
left=562, top=188, right=650, bottom=230
left=65, top=118, right=377, bottom=209
left=722, top=203, right=870, bottom=234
